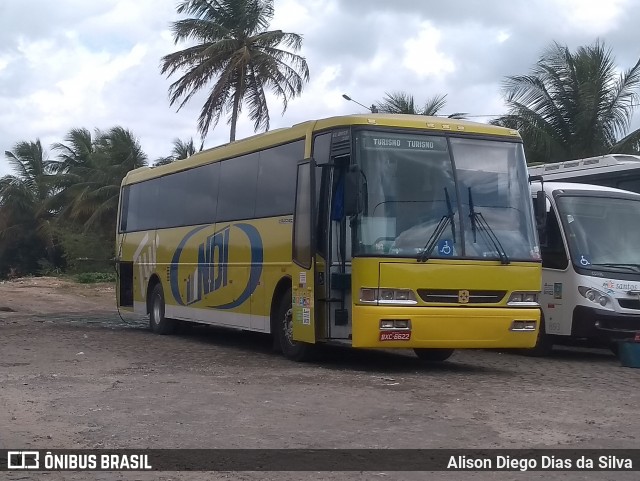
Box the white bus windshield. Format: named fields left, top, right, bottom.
left=556, top=194, right=640, bottom=272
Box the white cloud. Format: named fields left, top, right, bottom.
left=1, top=0, right=640, bottom=177
left=402, top=23, right=455, bottom=78
left=497, top=31, right=511, bottom=43
left=555, top=0, right=629, bottom=33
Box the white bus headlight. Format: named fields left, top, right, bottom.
left=359, top=288, right=418, bottom=305
left=507, top=292, right=539, bottom=306
left=578, top=286, right=610, bottom=307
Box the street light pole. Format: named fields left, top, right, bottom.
left=342, top=94, right=378, bottom=113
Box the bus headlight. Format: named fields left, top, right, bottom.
left=578, top=286, right=610, bottom=307
left=359, top=288, right=418, bottom=305
left=507, top=292, right=539, bottom=306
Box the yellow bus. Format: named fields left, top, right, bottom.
left=115, top=114, right=542, bottom=362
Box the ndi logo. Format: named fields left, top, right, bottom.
left=8, top=451, right=39, bottom=469
left=186, top=226, right=230, bottom=304
left=170, top=223, right=263, bottom=309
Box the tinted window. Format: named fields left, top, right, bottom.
left=122, top=163, right=218, bottom=232
left=617, top=177, right=640, bottom=194
left=313, top=132, right=331, bottom=165
left=217, top=153, right=259, bottom=222
left=125, top=178, right=160, bottom=231
left=313, top=133, right=332, bottom=256
left=154, top=163, right=219, bottom=228
left=254, top=140, right=304, bottom=217
left=119, top=186, right=130, bottom=232
left=293, top=162, right=313, bottom=268
left=534, top=201, right=568, bottom=270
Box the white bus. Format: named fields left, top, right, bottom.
left=529, top=180, right=640, bottom=355
left=528, top=154, right=640, bottom=193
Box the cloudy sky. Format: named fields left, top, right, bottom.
left=1, top=0, right=639, bottom=177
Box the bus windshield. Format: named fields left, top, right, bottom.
left=556, top=194, right=640, bottom=271
left=352, top=130, right=539, bottom=261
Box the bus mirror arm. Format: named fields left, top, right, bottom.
left=529, top=175, right=544, bottom=184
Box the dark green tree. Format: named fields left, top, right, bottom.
left=0, top=140, right=58, bottom=275
left=374, top=91, right=466, bottom=118
left=493, top=40, right=640, bottom=164
left=154, top=137, right=203, bottom=166
left=160, top=0, right=310, bottom=142
left=52, top=127, right=147, bottom=237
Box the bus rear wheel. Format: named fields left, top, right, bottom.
left=413, top=348, right=454, bottom=362
left=276, top=288, right=314, bottom=362
left=149, top=283, right=175, bottom=335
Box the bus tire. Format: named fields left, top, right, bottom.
left=149, top=283, right=175, bottom=335
left=609, top=342, right=620, bottom=356
left=413, top=348, right=454, bottom=362
left=523, top=313, right=553, bottom=357
left=276, top=288, right=314, bottom=362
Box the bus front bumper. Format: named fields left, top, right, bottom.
left=572, top=305, right=640, bottom=341
left=351, top=305, right=540, bottom=349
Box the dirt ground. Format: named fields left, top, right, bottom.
left=2, top=277, right=640, bottom=481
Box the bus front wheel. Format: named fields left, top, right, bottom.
left=149, top=283, right=175, bottom=335
left=523, top=313, right=553, bottom=357
left=413, top=348, right=454, bottom=362
left=276, top=288, right=314, bottom=362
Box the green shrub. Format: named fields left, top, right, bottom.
left=75, top=272, right=116, bottom=284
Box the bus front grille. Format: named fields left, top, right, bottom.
left=417, top=289, right=507, bottom=304
left=618, top=299, right=640, bottom=310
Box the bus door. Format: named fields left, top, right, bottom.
left=536, top=194, right=571, bottom=336
left=292, top=158, right=317, bottom=343
left=324, top=162, right=353, bottom=340
left=311, top=130, right=353, bottom=342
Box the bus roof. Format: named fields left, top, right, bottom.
left=528, top=154, right=640, bottom=181
left=123, top=113, right=521, bottom=185
left=530, top=180, right=640, bottom=197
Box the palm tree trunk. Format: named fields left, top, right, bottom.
left=230, top=91, right=240, bottom=142
left=42, top=219, right=56, bottom=264
left=229, top=66, right=247, bottom=142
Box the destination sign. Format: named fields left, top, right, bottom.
left=361, top=134, right=448, bottom=152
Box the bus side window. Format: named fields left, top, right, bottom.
left=539, top=203, right=568, bottom=270
left=617, top=177, right=640, bottom=194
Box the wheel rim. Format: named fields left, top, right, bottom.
left=283, top=307, right=294, bottom=346
left=152, top=294, right=161, bottom=325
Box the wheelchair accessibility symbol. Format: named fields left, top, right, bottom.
left=579, top=255, right=591, bottom=266
left=437, top=239, right=454, bottom=257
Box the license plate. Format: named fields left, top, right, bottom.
left=379, top=330, right=411, bottom=341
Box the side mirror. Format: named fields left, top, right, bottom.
left=343, top=167, right=366, bottom=217
left=535, top=191, right=547, bottom=244
left=535, top=191, right=547, bottom=227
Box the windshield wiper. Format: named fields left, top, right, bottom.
left=591, top=263, right=640, bottom=273
left=445, top=187, right=456, bottom=245
left=418, top=187, right=456, bottom=263
left=468, top=187, right=510, bottom=265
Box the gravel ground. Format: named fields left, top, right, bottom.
left=1, top=277, right=640, bottom=481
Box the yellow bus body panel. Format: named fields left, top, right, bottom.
left=120, top=217, right=294, bottom=330
left=351, top=258, right=541, bottom=348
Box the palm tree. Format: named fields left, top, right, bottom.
left=154, top=137, right=203, bottom=166
left=52, top=127, right=147, bottom=236
left=374, top=91, right=466, bottom=118
left=493, top=40, right=640, bottom=164
left=160, top=0, right=310, bottom=142
left=0, top=140, right=57, bottom=266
